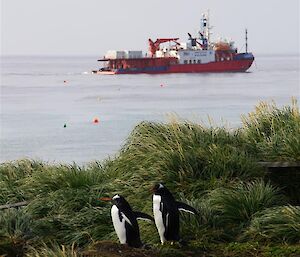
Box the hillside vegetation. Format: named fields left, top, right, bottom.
left=0, top=99, right=299, bottom=257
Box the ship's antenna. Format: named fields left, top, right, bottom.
left=245, top=28, right=248, bottom=53
left=207, top=10, right=214, bottom=48
left=207, top=9, right=210, bottom=45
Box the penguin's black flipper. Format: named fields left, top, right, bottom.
left=176, top=201, right=198, bottom=215
left=134, top=211, right=155, bottom=222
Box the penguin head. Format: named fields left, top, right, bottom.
left=112, top=194, right=125, bottom=206
left=100, top=194, right=128, bottom=208
left=151, top=183, right=167, bottom=195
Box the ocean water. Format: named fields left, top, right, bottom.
left=1, top=55, right=299, bottom=164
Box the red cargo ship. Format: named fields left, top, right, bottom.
left=93, top=13, right=254, bottom=75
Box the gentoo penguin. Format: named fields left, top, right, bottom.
left=151, top=183, right=197, bottom=244
left=100, top=194, right=154, bottom=248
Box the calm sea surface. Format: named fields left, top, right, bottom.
left=1, top=55, right=299, bottom=164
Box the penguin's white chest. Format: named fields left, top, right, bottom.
left=111, top=205, right=127, bottom=244
left=153, top=195, right=166, bottom=243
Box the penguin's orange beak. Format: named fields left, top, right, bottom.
left=99, top=197, right=112, bottom=202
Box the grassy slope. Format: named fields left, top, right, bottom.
left=0, top=100, right=299, bottom=256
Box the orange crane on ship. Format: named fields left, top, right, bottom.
left=148, top=38, right=180, bottom=57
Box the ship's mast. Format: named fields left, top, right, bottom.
left=207, top=10, right=210, bottom=44
left=200, top=13, right=208, bottom=41
left=245, top=28, right=248, bottom=53
left=200, top=10, right=212, bottom=49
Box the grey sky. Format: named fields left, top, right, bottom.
left=1, top=0, right=299, bottom=56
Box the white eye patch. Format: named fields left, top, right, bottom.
left=159, top=184, right=164, bottom=189
left=113, top=195, right=120, bottom=200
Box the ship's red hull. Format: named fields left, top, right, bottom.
left=168, top=59, right=253, bottom=73
left=94, top=59, right=253, bottom=75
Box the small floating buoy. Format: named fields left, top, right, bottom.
left=63, top=123, right=67, bottom=128
left=160, top=84, right=164, bottom=87
left=93, top=117, right=99, bottom=124
left=64, top=80, right=68, bottom=83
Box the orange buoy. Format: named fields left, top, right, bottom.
left=93, top=117, right=99, bottom=124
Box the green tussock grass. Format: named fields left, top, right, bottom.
left=0, top=209, right=33, bottom=256
left=0, top=99, right=299, bottom=256
left=113, top=120, right=262, bottom=201
left=244, top=205, right=300, bottom=243
left=26, top=243, right=79, bottom=257
left=241, top=98, right=300, bottom=161
left=208, top=180, right=285, bottom=226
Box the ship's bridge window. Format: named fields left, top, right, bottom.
left=193, top=60, right=196, bottom=64
left=197, top=60, right=201, bottom=64
left=184, top=60, right=188, bottom=64
left=189, top=60, right=192, bottom=64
